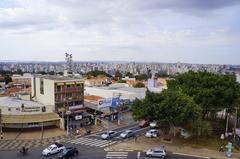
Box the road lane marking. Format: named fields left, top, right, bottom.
left=173, top=152, right=210, bottom=159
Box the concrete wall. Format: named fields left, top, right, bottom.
left=85, top=87, right=145, bottom=100
left=0, top=105, right=54, bottom=115
left=34, top=77, right=55, bottom=106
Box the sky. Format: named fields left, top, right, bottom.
left=0, top=0, right=240, bottom=64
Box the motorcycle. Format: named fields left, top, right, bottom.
left=17, top=147, right=28, bottom=156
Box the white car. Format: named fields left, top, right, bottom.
left=101, top=131, right=117, bottom=140
left=42, top=143, right=66, bottom=156
left=145, top=129, right=159, bottom=138
left=146, top=147, right=166, bottom=158
left=120, top=130, right=134, bottom=139
left=150, top=122, right=158, bottom=128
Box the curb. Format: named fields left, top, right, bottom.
left=173, top=152, right=210, bottom=159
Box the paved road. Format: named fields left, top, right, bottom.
left=0, top=148, right=209, bottom=159
left=0, top=123, right=209, bottom=159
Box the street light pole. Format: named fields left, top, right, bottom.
left=0, top=109, right=3, bottom=139
left=66, top=110, right=71, bottom=136
left=225, top=112, right=230, bottom=137
left=234, top=108, right=238, bottom=142
left=117, top=93, right=122, bottom=125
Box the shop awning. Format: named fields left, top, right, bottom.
left=2, top=113, right=61, bottom=124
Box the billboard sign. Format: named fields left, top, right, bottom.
left=111, top=97, right=120, bottom=107
left=98, top=98, right=112, bottom=108
left=98, top=97, right=120, bottom=108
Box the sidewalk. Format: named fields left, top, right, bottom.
left=105, top=136, right=239, bottom=159
left=0, top=128, right=66, bottom=151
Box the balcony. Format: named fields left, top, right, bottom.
left=55, top=87, right=83, bottom=93
left=55, top=97, right=84, bottom=103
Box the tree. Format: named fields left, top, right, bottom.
left=114, top=70, right=122, bottom=80
left=16, top=69, right=23, bottom=75
left=133, top=82, right=145, bottom=88
left=155, top=70, right=169, bottom=78
left=117, top=80, right=126, bottom=83
left=132, top=89, right=202, bottom=127
left=132, top=90, right=163, bottom=121
left=37, top=71, right=47, bottom=75
left=135, top=74, right=148, bottom=81
left=191, top=119, right=213, bottom=137
left=48, top=71, right=55, bottom=75
left=156, top=89, right=202, bottom=126
left=87, top=70, right=111, bottom=77
left=167, top=71, right=240, bottom=119
left=4, top=75, right=12, bottom=84
left=125, top=72, right=134, bottom=78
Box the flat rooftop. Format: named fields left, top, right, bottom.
left=36, top=75, right=84, bottom=82
left=0, top=96, right=44, bottom=108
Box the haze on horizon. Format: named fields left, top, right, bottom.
left=0, top=0, right=240, bottom=65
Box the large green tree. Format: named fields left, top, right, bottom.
left=135, top=74, right=148, bottom=81
left=86, top=70, right=111, bottom=77
left=167, top=71, right=240, bottom=119
left=132, top=90, right=201, bottom=127
left=133, top=82, right=145, bottom=88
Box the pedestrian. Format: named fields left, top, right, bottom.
left=219, top=144, right=224, bottom=152
left=134, top=135, right=137, bottom=143
left=76, top=129, right=80, bottom=135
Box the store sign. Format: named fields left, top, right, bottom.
left=111, top=98, right=120, bottom=108
left=98, top=98, right=112, bottom=108
left=22, top=107, right=41, bottom=112
left=69, top=105, right=83, bottom=110
left=98, top=97, right=120, bottom=108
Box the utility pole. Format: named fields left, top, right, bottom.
left=0, top=109, right=3, bottom=139
left=234, top=108, right=238, bottom=142
left=117, top=93, right=122, bottom=125
left=66, top=110, right=71, bottom=136
left=225, top=112, right=230, bottom=138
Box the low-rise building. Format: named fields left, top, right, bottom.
left=32, top=75, right=84, bottom=113
left=0, top=96, right=60, bottom=129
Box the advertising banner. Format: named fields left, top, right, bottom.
left=98, top=97, right=120, bottom=108
left=98, top=98, right=112, bottom=108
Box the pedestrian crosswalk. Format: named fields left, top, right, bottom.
left=106, top=152, right=128, bottom=159
left=67, top=137, right=117, bottom=148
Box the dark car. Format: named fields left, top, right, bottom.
left=58, top=147, right=78, bottom=159
left=139, top=120, right=149, bottom=128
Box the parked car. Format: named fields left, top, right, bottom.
left=145, top=129, right=159, bottom=138
left=139, top=120, right=149, bottom=128
left=101, top=131, right=117, bottom=140
left=58, top=147, right=78, bottom=159
left=150, top=121, right=158, bottom=128
left=42, top=143, right=66, bottom=156
left=146, top=147, right=166, bottom=158
left=120, top=130, right=135, bottom=139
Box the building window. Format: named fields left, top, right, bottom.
left=66, top=93, right=73, bottom=99
left=40, top=79, right=44, bottom=94
left=8, top=108, right=11, bottom=111
left=57, top=85, right=61, bottom=92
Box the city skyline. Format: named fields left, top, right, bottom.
left=0, top=0, right=240, bottom=64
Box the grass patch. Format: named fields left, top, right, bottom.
left=184, top=136, right=239, bottom=153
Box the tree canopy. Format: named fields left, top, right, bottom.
left=133, top=82, right=145, bottom=88
left=135, top=74, right=148, bottom=81
left=132, top=89, right=201, bottom=126
left=167, top=71, right=240, bottom=118
left=132, top=71, right=240, bottom=136
left=86, top=70, right=111, bottom=77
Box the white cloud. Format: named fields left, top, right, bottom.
left=0, top=0, right=239, bottom=64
